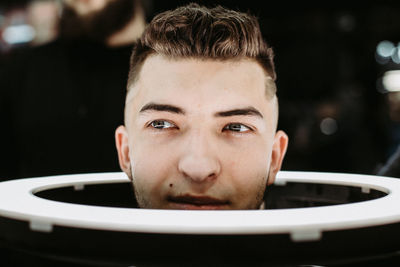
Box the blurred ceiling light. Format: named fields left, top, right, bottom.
left=337, top=13, right=356, bottom=32
left=392, top=47, right=400, bottom=64
left=2, top=24, right=35, bottom=45
left=320, top=117, right=338, bottom=136
left=377, top=40, right=395, bottom=58
left=376, top=40, right=398, bottom=65
left=383, top=70, right=400, bottom=93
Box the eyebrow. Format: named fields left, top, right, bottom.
left=139, top=103, right=185, bottom=114
left=215, top=107, right=264, bottom=118
left=139, top=102, right=263, bottom=118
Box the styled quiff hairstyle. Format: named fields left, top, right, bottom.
left=127, top=3, right=276, bottom=96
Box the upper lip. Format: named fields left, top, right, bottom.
left=168, top=195, right=229, bottom=206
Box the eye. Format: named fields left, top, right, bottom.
left=223, top=123, right=252, bottom=133
left=149, top=120, right=177, bottom=130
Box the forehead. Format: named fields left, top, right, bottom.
left=128, top=55, right=272, bottom=107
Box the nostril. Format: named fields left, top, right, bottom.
left=207, top=173, right=215, bottom=178
left=179, top=168, right=218, bottom=183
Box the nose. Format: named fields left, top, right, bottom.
left=178, top=133, right=220, bottom=183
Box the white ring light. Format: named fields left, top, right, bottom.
left=0, top=171, right=399, bottom=242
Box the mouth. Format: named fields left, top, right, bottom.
left=167, top=195, right=230, bottom=210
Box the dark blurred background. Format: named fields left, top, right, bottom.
left=1, top=0, right=400, bottom=177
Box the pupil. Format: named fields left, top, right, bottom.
left=230, top=124, right=241, bottom=131
left=153, top=121, right=165, bottom=128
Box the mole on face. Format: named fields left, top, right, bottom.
left=169, top=183, right=173, bottom=188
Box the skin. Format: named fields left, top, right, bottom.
left=116, top=55, right=288, bottom=210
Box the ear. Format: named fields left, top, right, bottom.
left=115, top=125, right=132, bottom=179
left=267, top=130, right=289, bottom=185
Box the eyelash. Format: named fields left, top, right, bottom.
left=148, top=120, right=178, bottom=130
left=222, top=123, right=253, bottom=133
left=147, top=120, right=253, bottom=133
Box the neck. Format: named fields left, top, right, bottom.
left=106, top=8, right=145, bottom=47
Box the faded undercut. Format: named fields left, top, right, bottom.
left=126, top=3, right=277, bottom=98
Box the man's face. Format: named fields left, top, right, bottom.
left=116, top=55, right=288, bottom=210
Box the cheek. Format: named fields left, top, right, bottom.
left=130, top=140, right=177, bottom=195
left=224, top=143, right=271, bottom=190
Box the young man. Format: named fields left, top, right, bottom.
left=115, top=3, right=288, bottom=210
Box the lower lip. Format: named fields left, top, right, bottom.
left=168, top=202, right=229, bottom=210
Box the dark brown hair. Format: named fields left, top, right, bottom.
left=127, top=3, right=276, bottom=95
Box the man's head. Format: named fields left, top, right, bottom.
left=116, top=3, right=288, bottom=210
